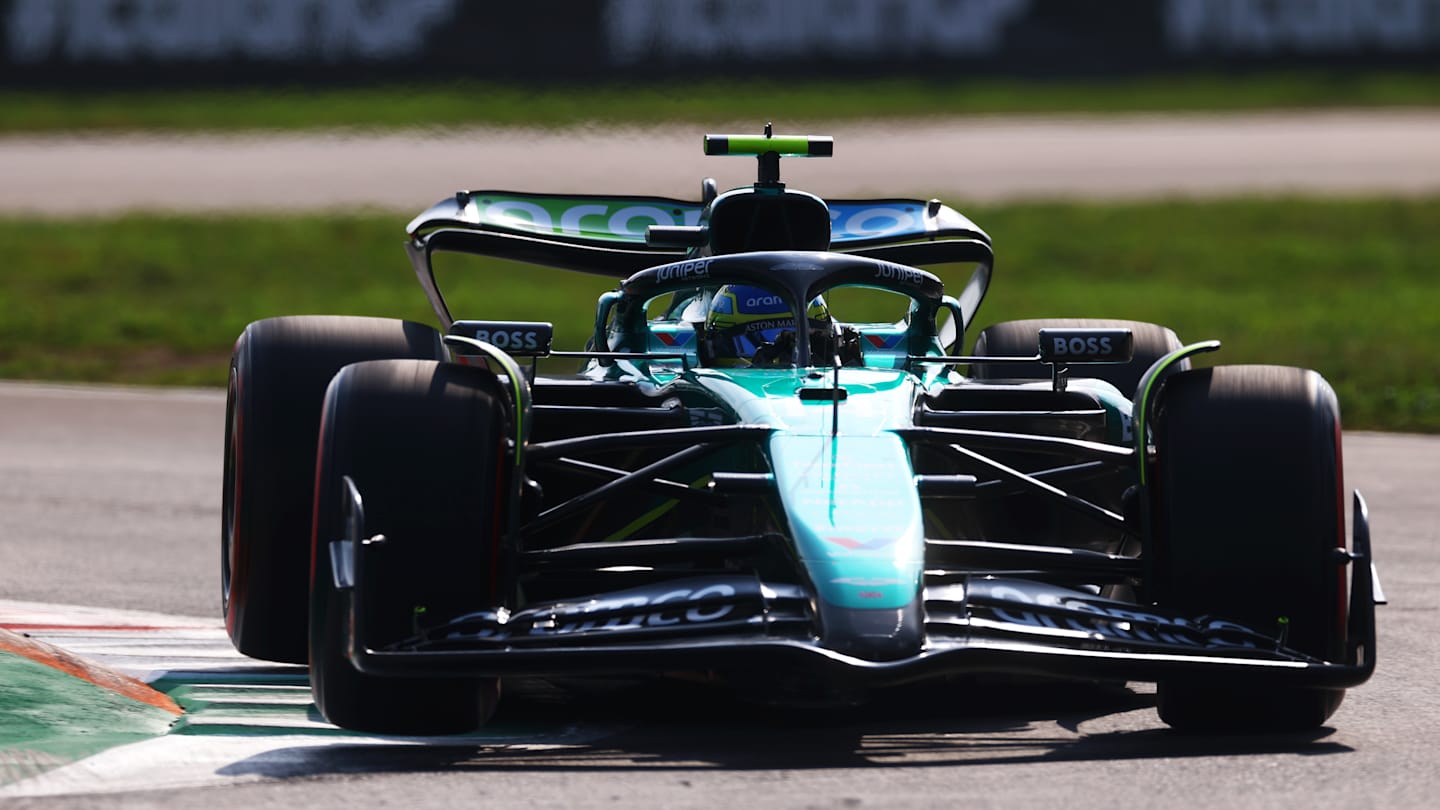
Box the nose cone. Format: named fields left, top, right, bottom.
left=770, top=433, right=927, bottom=611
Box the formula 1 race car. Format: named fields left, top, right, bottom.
left=221, top=128, right=1381, bottom=735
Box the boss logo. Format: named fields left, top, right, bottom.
left=1052, top=336, right=1113, bottom=355
left=450, top=321, right=553, bottom=356
left=1037, top=328, right=1134, bottom=364
left=474, top=329, right=542, bottom=350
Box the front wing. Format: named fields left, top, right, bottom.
left=330, top=494, right=1379, bottom=691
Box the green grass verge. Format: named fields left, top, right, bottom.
left=3, top=71, right=1439, bottom=133
left=2, top=196, right=1436, bottom=432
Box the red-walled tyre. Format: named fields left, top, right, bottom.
left=1150, top=365, right=1348, bottom=732
left=309, top=359, right=505, bottom=734
left=222, top=316, right=444, bottom=664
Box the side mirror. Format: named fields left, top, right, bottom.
left=448, top=320, right=555, bottom=357
left=1037, top=328, right=1135, bottom=365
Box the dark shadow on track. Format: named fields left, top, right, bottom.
left=215, top=676, right=1352, bottom=780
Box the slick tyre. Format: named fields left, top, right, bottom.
left=309, top=359, right=505, bottom=734
left=223, top=316, right=444, bottom=664
left=969, top=318, right=1187, bottom=397
left=1150, top=365, right=1348, bottom=732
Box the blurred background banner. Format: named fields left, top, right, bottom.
left=3, top=0, right=1438, bottom=88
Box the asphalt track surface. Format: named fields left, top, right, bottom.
left=0, top=380, right=1438, bottom=808
left=2, top=112, right=1439, bottom=806
left=2, top=110, right=1439, bottom=214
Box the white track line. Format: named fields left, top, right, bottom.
left=0, top=600, right=623, bottom=797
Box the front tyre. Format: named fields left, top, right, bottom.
left=309, top=359, right=505, bottom=734
left=1150, top=365, right=1348, bottom=732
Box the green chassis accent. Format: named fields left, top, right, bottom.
left=603, top=474, right=713, bottom=542
left=1133, top=340, right=1222, bottom=485
left=443, top=334, right=532, bottom=469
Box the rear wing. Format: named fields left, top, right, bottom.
left=405, top=191, right=991, bottom=250
left=405, top=191, right=994, bottom=341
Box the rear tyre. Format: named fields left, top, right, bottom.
left=309, top=359, right=505, bottom=734
left=1150, top=365, right=1348, bottom=732
left=223, top=315, right=444, bottom=664
left=969, top=318, right=1187, bottom=396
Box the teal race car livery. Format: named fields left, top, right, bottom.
left=221, top=127, right=1381, bottom=736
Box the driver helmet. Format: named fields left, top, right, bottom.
left=703, top=284, right=831, bottom=367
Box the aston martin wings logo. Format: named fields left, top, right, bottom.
left=824, top=536, right=899, bottom=551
